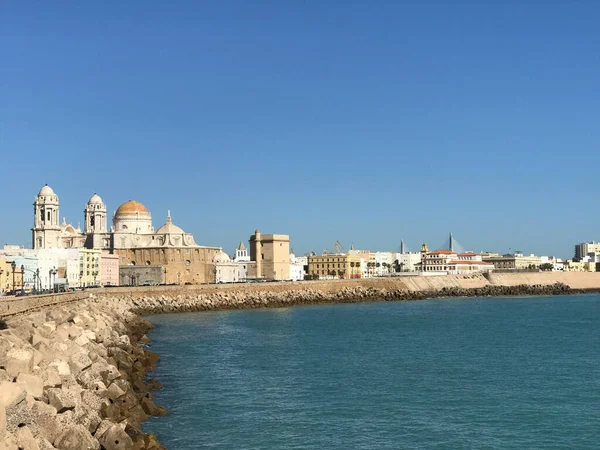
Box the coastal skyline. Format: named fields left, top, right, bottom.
left=2, top=2, right=599, bottom=258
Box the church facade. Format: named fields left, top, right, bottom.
left=31, top=185, right=220, bottom=284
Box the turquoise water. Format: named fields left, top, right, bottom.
left=143, top=295, right=600, bottom=449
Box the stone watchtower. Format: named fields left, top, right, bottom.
left=249, top=229, right=290, bottom=280
left=32, top=184, right=61, bottom=249
left=84, top=193, right=108, bottom=249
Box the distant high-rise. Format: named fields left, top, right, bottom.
left=574, top=242, right=600, bottom=261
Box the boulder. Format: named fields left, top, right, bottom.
left=68, top=352, right=92, bottom=374
left=106, top=382, right=126, bottom=401
left=5, top=396, right=34, bottom=434
left=93, top=419, right=114, bottom=439
left=73, top=334, right=90, bottom=347
left=35, top=437, right=55, bottom=450
left=0, top=431, right=19, bottom=450
left=54, top=424, right=99, bottom=450
left=140, top=397, right=168, bottom=417
left=41, top=321, right=56, bottom=334
left=46, top=389, right=76, bottom=413
left=0, top=382, right=26, bottom=408
left=30, top=401, right=59, bottom=443
left=15, top=425, right=40, bottom=450
left=48, top=360, right=71, bottom=377
left=1, top=347, right=35, bottom=377
left=97, top=423, right=133, bottom=450
left=16, top=373, right=44, bottom=399
left=39, top=367, right=62, bottom=389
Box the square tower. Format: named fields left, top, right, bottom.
left=249, top=230, right=290, bottom=280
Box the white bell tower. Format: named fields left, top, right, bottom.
left=84, top=193, right=107, bottom=234
left=32, top=185, right=61, bottom=249
left=84, top=193, right=108, bottom=249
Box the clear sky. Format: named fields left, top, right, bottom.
left=1, top=1, right=599, bottom=258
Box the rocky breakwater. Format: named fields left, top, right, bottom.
left=0, top=299, right=167, bottom=450
left=113, top=281, right=574, bottom=315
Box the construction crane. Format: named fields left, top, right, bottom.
left=321, top=241, right=346, bottom=255
left=332, top=240, right=346, bottom=254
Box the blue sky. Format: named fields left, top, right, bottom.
left=1, top=1, right=599, bottom=258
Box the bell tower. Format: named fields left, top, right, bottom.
left=84, top=193, right=108, bottom=249
left=84, top=193, right=107, bottom=234
left=32, top=184, right=61, bottom=249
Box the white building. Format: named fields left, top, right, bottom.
left=374, top=252, right=393, bottom=276
left=26, top=249, right=59, bottom=290
left=214, top=250, right=240, bottom=283
left=289, top=251, right=306, bottom=281
left=391, top=252, right=422, bottom=272
left=421, top=250, right=494, bottom=274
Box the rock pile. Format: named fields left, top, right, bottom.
left=0, top=299, right=166, bottom=450
left=116, top=282, right=573, bottom=315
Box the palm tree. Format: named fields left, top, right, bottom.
left=375, top=262, right=381, bottom=276
left=350, top=261, right=355, bottom=279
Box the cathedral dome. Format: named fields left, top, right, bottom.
left=156, top=215, right=185, bottom=235
left=38, top=184, right=55, bottom=196
left=115, top=200, right=150, bottom=216
left=88, top=193, right=103, bottom=204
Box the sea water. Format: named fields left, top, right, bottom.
left=142, top=294, right=600, bottom=449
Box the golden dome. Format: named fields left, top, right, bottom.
left=115, top=200, right=150, bottom=216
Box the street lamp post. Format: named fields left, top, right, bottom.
left=0, top=268, right=3, bottom=296
left=50, top=267, right=57, bottom=293
left=36, top=268, right=40, bottom=294
left=163, top=267, right=167, bottom=284
left=11, top=261, right=16, bottom=293
left=20, top=265, right=25, bottom=290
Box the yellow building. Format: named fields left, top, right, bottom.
left=0, top=259, right=24, bottom=294
left=79, top=249, right=101, bottom=287
left=308, top=253, right=363, bottom=279
left=249, top=230, right=290, bottom=280
left=563, top=260, right=597, bottom=272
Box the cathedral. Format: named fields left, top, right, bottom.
left=32, top=185, right=220, bottom=284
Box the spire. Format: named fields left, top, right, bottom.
left=166, top=210, right=172, bottom=224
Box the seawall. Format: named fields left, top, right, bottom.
left=3, top=272, right=600, bottom=318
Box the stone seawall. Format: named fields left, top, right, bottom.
left=3, top=272, right=600, bottom=319
left=0, top=298, right=166, bottom=449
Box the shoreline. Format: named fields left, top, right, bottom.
left=1, top=277, right=600, bottom=449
